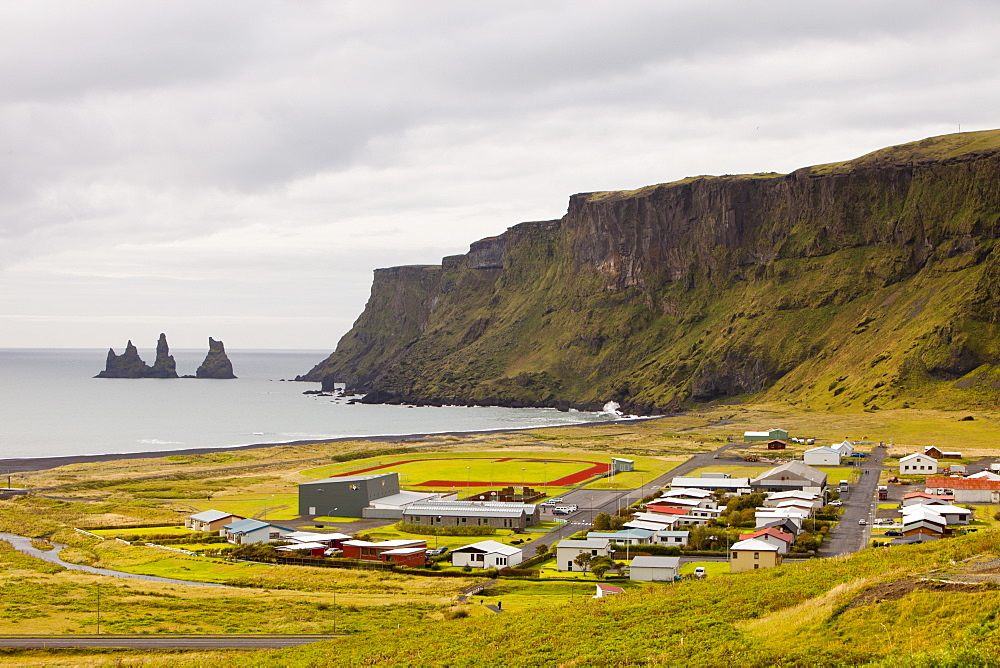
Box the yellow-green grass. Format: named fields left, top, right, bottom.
left=678, top=560, right=731, bottom=577
left=877, top=503, right=899, bottom=510
left=89, top=525, right=191, bottom=538
left=578, top=457, right=687, bottom=490
left=688, top=465, right=859, bottom=482
left=971, top=505, right=1000, bottom=527
left=468, top=578, right=641, bottom=613
left=185, top=493, right=299, bottom=521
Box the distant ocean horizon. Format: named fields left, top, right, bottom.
left=0, top=348, right=622, bottom=460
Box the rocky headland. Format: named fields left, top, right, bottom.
left=300, top=129, right=1000, bottom=413
left=196, top=337, right=237, bottom=379
left=95, top=335, right=234, bottom=379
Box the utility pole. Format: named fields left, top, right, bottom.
left=96, top=583, right=101, bottom=635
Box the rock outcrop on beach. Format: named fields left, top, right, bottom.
left=301, top=129, right=1000, bottom=413
left=95, top=340, right=153, bottom=378
left=196, top=338, right=237, bottom=379
left=146, top=333, right=179, bottom=378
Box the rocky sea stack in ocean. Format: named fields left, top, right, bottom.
left=196, top=337, right=237, bottom=379
left=95, top=334, right=235, bottom=378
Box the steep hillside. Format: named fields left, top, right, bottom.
left=301, top=130, right=1000, bottom=413
left=252, top=530, right=1000, bottom=667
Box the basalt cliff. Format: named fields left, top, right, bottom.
left=196, top=337, right=237, bottom=379
left=96, top=335, right=235, bottom=379
left=300, top=130, right=1000, bottom=413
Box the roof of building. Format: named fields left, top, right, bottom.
left=596, top=584, right=625, bottom=593
left=671, top=476, right=751, bottom=489
left=586, top=529, right=655, bottom=540
left=646, top=506, right=691, bottom=515
left=901, top=503, right=972, bottom=516
left=557, top=538, right=611, bottom=550
left=189, top=509, right=240, bottom=523
left=730, top=538, right=780, bottom=552
left=760, top=519, right=800, bottom=533
left=629, top=556, right=681, bottom=568
left=804, top=446, right=840, bottom=455
left=739, top=527, right=795, bottom=544
left=662, top=488, right=714, bottom=499
left=926, top=476, right=1000, bottom=490
left=300, top=472, right=397, bottom=486
left=902, top=491, right=954, bottom=500
left=968, top=471, right=1000, bottom=481
left=753, top=461, right=827, bottom=486
left=382, top=547, right=426, bottom=556
left=900, top=453, right=938, bottom=463
left=776, top=500, right=815, bottom=509
left=900, top=509, right=946, bottom=525
left=342, top=539, right=426, bottom=548
left=624, top=520, right=676, bottom=531
left=402, top=504, right=530, bottom=519
left=767, top=491, right=819, bottom=501
left=450, top=540, right=522, bottom=556
left=368, top=490, right=442, bottom=508
left=285, top=531, right=352, bottom=543
left=276, top=542, right=328, bottom=551
left=223, top=518, right=291, bottom=534
left=648, top=497, right=701, bottom=507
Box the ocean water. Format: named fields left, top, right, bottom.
left=0, top=349, right=619, bottom=459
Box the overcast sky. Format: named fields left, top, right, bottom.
left=2, top=1, right=998, bottom=351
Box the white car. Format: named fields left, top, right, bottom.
left=858, top=519, right=867, bottom=526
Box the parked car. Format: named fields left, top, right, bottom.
left=693, top=567, right=706, bottom=578
left=884, top=530, right=903, bottom=536
left=830, top=500, right=843, bottom=506
left=426, top=546, right=448, bottom=557
left=858, top=519, right=867, bottom=525
left=549, top=497, right=564, bottom=503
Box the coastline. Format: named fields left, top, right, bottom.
left=0, top=415, right=663, bottom=475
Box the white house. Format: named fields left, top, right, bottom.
left=556, top=538, right=612, bottom=571
left=449, top=540, right=524, bottom=568
left=661, top=488, right=714, bottom=501
left=803, top=446, right=840, bottom=466
left=586, top=529, right=653, bottom=545
left=652, top=530, right=689, bottom=547
left=628, top=556, right=681, bottom=582
left=223, top=519, right=293, bottom=545
left=901, top=503, right=972, bottom=526
left=764, top=491, right=822, bottom=509
left=593, top=583, right=625, bottom=599
left=899, top=453, right=938, bottom=475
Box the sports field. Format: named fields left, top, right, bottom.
left=302, top=454, right=607, bottom=490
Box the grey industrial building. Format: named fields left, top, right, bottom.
left=298, top=472, right=401, bottom=517
left=402, top=500, right=539, bottom=530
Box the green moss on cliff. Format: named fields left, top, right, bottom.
left=303, top=130, right=1000, bottom=412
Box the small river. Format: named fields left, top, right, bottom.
left=0, top=532, right=226, bottom=588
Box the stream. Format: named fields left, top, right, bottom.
left=0, top=532, right=226, bottom=588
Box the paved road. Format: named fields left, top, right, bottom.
left=0, top=635, right=338, bottom=649
left=819, top=445, right=886, bottom=557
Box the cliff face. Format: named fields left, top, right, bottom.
left=95, top=340, right=152, bottom=378
left=196, top=338, right=237, bottom=379
left=301, top=130, right=1000, bottom=412
left=147, top=333, right=179, bottom=378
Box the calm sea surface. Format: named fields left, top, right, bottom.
left=0, top=349, right=618, bottom=459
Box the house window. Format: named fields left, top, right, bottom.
left=270, top=532, right=279, bottom=539
left=498, top=557, right=507, bottom=566
left=754, top=564, right=760, bottom=569
left=754, top=552, right=759, bottom=559
left=732, top=552, right=737, bottom=559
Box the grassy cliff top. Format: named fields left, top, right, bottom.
left=584, top=128, right=1000, bottom=202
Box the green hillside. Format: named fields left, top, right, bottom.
left=301, top=130, right=1000, bottom=414
left=248, top=531, right=1000, bottom=666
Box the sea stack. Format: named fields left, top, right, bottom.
left=95, top=340, right=152, bottom=378
left=196, top=337, right=237, bottom=379
left=147, top=333, right=179, bottom=378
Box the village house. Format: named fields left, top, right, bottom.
left=730, top=538, right=782, bottom=572
left=738, top=527, right=794, bottom=554
left=763, top=491, right=822, bottom=509
left=586, top=529, right=654, bottom=546
left=184, top=510, right=245, bottom=533
left=900, top=453, right=938, bottom=475
left=628, top=556, right=681, bottom=582
left=284, top=531, right=352, bottom=549
left=660, top=488, right=715, bottom=501
left=402, top=500, right=538, bottom=530
left=926, top=476, right=1000, bottom=503
left=669, top=476, right=752, bottom=495
left=449, top=540, right=523, bottom=569
left=754, top=507, right=808, bottom=532
left=901, top=491, right=954, bottom=507
left=924, top=446, right=962, bottom=460
left=340, top=539, right=427, bottom=567
left=652, top=529, right=690, bottom=547
left=744, top=428, right=789, bottom=442
left=803, top=446, right=840, bottom=466
left=832, top=440, right=855, bottom=458
left=223, top=518, right=293, bottom=545
left=901, top=503, right=972, bottom=526
left=751, top=461, right=827, bottom=494
left=766, top=440, right=787, bottom=450
left=900, top=508, right=946, bottom=538
left=555, top=538, right=612, bottom=571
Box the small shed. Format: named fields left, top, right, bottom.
left=628, top=556, right=680, bottom=582
left=593, top=583, right=625, bottom=599
left=766, top=440, right=787, bottom=450
left=611, top=458, right=635, bottom=473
